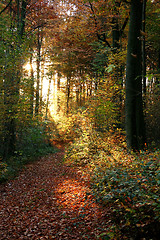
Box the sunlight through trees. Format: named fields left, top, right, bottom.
left=0, top=1, right=160, bottom=238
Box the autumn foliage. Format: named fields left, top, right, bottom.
left=0, top=0, right=160, bottom=239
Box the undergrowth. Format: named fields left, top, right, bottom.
left=64, top=115, right=160, bottom=240
left=0, top=121, right=57, bottom=183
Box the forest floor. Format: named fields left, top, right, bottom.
left=0, top=143, right=110, bottom=240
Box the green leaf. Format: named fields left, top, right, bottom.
left=105, top=64, right=115, bottom=73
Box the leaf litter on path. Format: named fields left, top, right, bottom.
left=0, top=148, right=108, bottom=240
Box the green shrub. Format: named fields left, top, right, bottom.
left=0, top=162, right=8, bottom=179
left=92, top=150, right=160, bottom=238
left=0, top=121, right=57, bottom=183
left=64, top=115, right=160, bottom=239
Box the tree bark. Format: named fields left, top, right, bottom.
left=29, top=53, right=34, bottom=116
left=66, top=75, right=70, bottom=114
left=35, top=27, right=42, bottom=116
left=45, top=76, right=52, bottom=119
left=125, top=0, right=145, bottom=151
left=57, top=71, right=61, bottom=113
left=142, top=0, right=147, bottom=95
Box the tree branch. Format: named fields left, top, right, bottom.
left=0, top=0, right=12, bottom=15
left=119, top=16, right=129, bottom=38
left=88, top=1, right=111, bottom=48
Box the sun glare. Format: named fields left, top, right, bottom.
left=24, top=63, right=31, bottom=71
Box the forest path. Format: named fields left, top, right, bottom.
left=0, top=144, right=108, bottom=240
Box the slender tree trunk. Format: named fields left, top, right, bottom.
left=76, top=81, right=79, bottom=105
left=83, top=80, right=85, bottom=104
left=125, top=0, right=145, bottom=151
left=29, top=53, right=34, bottom=116
left=20, top=0, right=27, bottom=37
left=142, top=0, right=147, bottom=95
left=89, top=80, right=93, bottom=96
left=142, top=0, right=147, bottom=145
left=57, top=71, right=61, bottom=113
left=156, top=49, right=160, bottom=85
left=66, top=76, right=70, bottom=114
left=158, top=49, right=160, bottom=75
left=45, top=76, right=52, bottom=118
left=35, top=28, right=41, bottom=116
left=87, top=81, right=89, bottom=97
left=112, top=17, right=120, bottom=50
left=40, top=48, right=45, bottom=112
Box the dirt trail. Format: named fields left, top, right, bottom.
left=0, top=145, right=108, bottom=240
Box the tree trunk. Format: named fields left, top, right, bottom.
left=156, top=48, right=160, bottom=85
left=142, top=0, right=147, bottom=95
left=57, top=71, right=61, bottom=113
left=112, top=17, right=120, bottom=50
left=66, top=76, right=70, bottom=114
left=35, top=27, right=41, bottom=116
left=45, top=76, right=52, bottom=118
left=40, top=48, right=45, bottom=112
left=79, top=80, right=82, bottom=106
left=76, top=80, right=80, bottom=105
left=29, top=53, right=34, bottom=116
left=125, top=0, right=145, bottom=151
